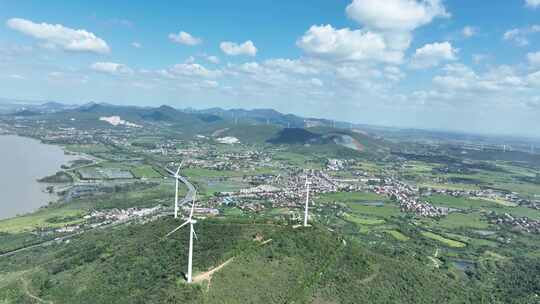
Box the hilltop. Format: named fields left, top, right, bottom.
left=0, top=217, right=486, bottom=304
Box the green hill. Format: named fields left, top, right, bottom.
left=0, top=218, right=490, bottom=304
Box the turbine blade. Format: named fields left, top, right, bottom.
left=189, top=192, right=196, bottom=219
left=165, top=220, right=189, bottom=237
left=193, top=227, right=198, bottom=241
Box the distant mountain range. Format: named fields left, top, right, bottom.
left=2, top=99, right=537, bottom=147
left=0, top=99, right=358, bottom=130
left=0, top=100, right=393, bottom=156
left=0, top=99, right=78, bottom=114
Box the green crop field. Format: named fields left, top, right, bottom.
left=436, top=212, right=490, bottom=230
left=421, top=231, right=467, bottom=248
left=385, top=230, right=410, bottom=241
left=131, top=165, right=162, bottom=178
left=0, top=207, right=86, bottom=234
left=222, top=207, right=243, bottom=217
left=344, top=213, right=385, bottom=225
left=65, top=144, right=111, bottom=154
left=424, top=194, right=496, bottom=210
left=347, top=202, right=401, bottom=219
left=183, top=168, right=242, bottom=178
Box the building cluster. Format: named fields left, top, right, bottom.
left=426, top=187, right=537, bottom=209
left=162, top=145, right=273, bottom=172
left=373, top=178, right=448, bottom=217
left=326, top=158, right=358, bottom=171
left=490, top=213, right=540, bottom=234
left=84, top=206, right=163, bottom=223
left=209, top=170, right=340, bottom=213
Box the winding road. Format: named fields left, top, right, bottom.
left=165, top=166, right=196, bottom=207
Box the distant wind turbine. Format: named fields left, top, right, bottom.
left=166, top=191, right=198, bottom=283
left=304, top=174, right=311, bottom=227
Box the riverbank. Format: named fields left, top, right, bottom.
left=0, top=135, right=80, bottom=220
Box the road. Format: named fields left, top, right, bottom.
left=0, top=166, right=196, bottom=258
left=165, top=166, right=196, bottom=207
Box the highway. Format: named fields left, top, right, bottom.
left=0, top=166, right=196, bottom=258
left=165, top=166, right=196, bottom=207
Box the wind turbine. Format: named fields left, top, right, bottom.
left=303, top=174, right=311, bottom=227
left=173, top=162, right=184, bottom=219
left=166, top=191, right=198, bottom=283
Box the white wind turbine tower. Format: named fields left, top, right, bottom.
left=173, top=161, right=184, bottom=219
left=303, top=174, right=311, bottom=227
left=166, top=191, right=198, bottom=283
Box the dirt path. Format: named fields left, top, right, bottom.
left=428, top=256, right=441, bottom=268
left=260, top=239, right=272, bottom=246
left=192, top=257, right=235, bottom=287
left=20, top=277, right=54, bottom=304
left=359, top=265, right=379, bottom=284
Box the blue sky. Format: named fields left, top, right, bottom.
left=1, top=0, right=540, bottom=136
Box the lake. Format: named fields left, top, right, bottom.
left=0, top=135, right=77, bottom=220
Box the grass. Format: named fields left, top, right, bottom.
left=222, top=208, right=243, bottom=217
left=64, top=144, right=110, bottom=154
left=0, top=182, right=175, bottom=234
left=203, top=179, right=247, bottom=195
left=419, top=183, right=481, bottom=191
left=384, top=230, right=410, bottom=241
left=0, top=207, right=86, bottom=233
left=499, top=206, right=540, bottom=220
left=131, top=165, right=162, bottom=179
left=267, top=208, right=290, bottom=216
left=347, top=203, right=401, bottom=218
left=469, top=197, right=517, bottom=207
left=354, top=161, right=383, bottom=174
left=183, top=168, right=242, bottom=178
left=493, top=182, right=540, bottom=199
left=439, top=232, right=496, bottom=247
left=424, top=194, right=495, bottom=210
left=436, top=212, right=490, bottom=230
left=344, top=213, right=385, bottom=226
left=481, top=251, right=507, bottom=261
left=273, top=151, right=316, bottom=167
left=421, top=231, right=467, bottom=248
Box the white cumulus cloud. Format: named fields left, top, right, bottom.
left=410, top=41, right=457, bottom=69
left=8, top=74, right=25, bottom=80
left=168, top=31, right=202, bottom=46
left=220, top=40, right=257, bottom=56
left=527, top=52, right=540, bottom=67
left=462, top=26, right=477, bottom=38
left=526, top=0, right=540, bottom=9
left=167, top=63, right=221, bottom=78
left=297, top=24, right=403, bottom=63
left=206, top=55, right=220, bottom=64
left=6, top=18, right=110, bottom=54
left=91, top=62, right=132, bottom=75
left=345, top=0, right=449, bottom=32
left=263, top=58, right=319, bottom=75
left=503, top=25, right=540, bottom=46
left=527, top=70, right=540, bottom=86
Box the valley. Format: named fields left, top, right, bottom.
left=0, top=103, right=539, bottom=303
